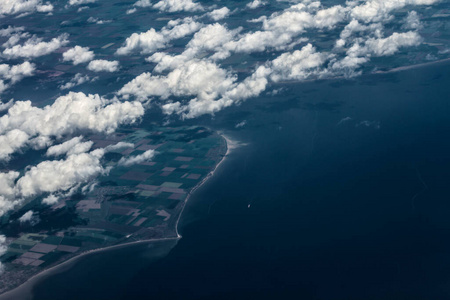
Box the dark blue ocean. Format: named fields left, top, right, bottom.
left=9, top=62, right=450, bottom=299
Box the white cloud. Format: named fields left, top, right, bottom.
left=18, top=210, right=33, bottom=222
left=356, top=31, right=422, bottom=57
left=104, top=142, right=134, bottom=152
left=42, top=194, right=58, bottom=205
left=3, top=34, right=69, bottom=59
left=0, top=0, right=53, bottom=16
left=261, top=4, right=346, bottom=34
left=29, top=135, right=52, bottom=150
left=87, top=17, right=111, bottom=24
left=207, top=7, right=230, bottom=21
left=247, top=0, right=266, bottom=9
left=133, top=0, right=151, bottom=7
left=0, top=27, right=30, bottom=48
left=147, top=24, right=238, bottom=71
left=0, top=100, right=14, bottom=112
left=2, top=32, right=30, bottom=48
left=116, top=28, right=166, bottom=55
left=87, top=60, right=119, bottom=72
left=0, top=139, right=140, bottom=215
left=0, top=61, right=35, bottom=83
left=119, top=59, right=236, bottom=103
left=152, top=0, right=203, bottom=12
left=62, top=46, right=95, bottom=65
left=15, top=150, right=106, bottom=198
left=0, top=129, right=30, bottom=161
left=351, top=0, right=438, bottom=23
left=46, top=136, right=93, bottom=157
left=403, top=11, right=422, bottom=30
left=269, top=44, right=328, bottom=82
left=0, top=92, right=144, bottom=160
left=59, top=73, right=97, bottom=90
left=118, top=149, right=155, bottom=166
left=116, top=18, right=202, bottom=55
left=162, top=65, right=271, bottom=118
left=332, top=29, right=422, bottom=74
left=0, top=171, right=19, bottom=197
left=207, top=4, right=346, bottom=56
left=130, top=0, right=202, bottom=12
left=118, top=0, right=439, bottom=119
left=0, top=61, right=34, bottom=94
left=68, top=0, right=96, bottom=6
left=0, top=26, right=25, bottom=37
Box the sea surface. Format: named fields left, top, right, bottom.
left=10, top=61, right=450, bottom=299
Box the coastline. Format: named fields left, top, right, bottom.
left=174, top=132, right=233, bottom=238
left=270, top=57, right=450, bottom=86
left=0, top=132, right=233, bottom=299
left=0, top=237, right=179, bottom=300
left=372, top=57, right=450, bottom=74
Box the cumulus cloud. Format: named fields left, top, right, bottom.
left=0, top=27, right=30, bottom=48
left=132, top=0, right=151, bottom=7
left=119, top=59, right=237, bottom=102
left=42, top=194, right=58, bottom=205
left=62, top=46, right=94, bottom=65
left=351, top=0, right=438, bottom=23
left=0, top=171, right=19, bottom=198
left=46, top=136, right=93, bottom=157
left=0, top=129, right=30, bottom=161
left=0, top=61, right=34, bottom=94
left=403, top=11, right=422, bottom=30
left=87, top=60, right=119, bottom=72
left=269, top=44, right=328, bottom=82
left=15, top=150, right=106, bottom=198
left=247, top=0, right=266, bottom=9
left=0, top=26, right=25, bottom=37
left=104, top=142, right=134, bottom=152
left=59, top=73, right=97, bottom=90
left=0, top=61, right=35, bottom=83
left=151, top=3, right=346, bottom=58
left=18, top=210, right=33, bottom=222
left=152, top=0, right=203, bottom=12
left=0, top=0, right=53, bottom=16
left=348, top=31, right=422, bottom=57
left=118, top=0, right=438, bottom=119
left=147, top=23, right=239, bottom=71
left=130, top=0, right=202, bottom=12
left=68, top=0, right=96, bottom=6
left=3, top=34, right=69, bottom=59
left=0, top=139, right=141, bottom=216
left=161, top=65, right=271, bottom=118
left=118, top=149, right=155, bottom=166
left=116, top=18, right=202, bottom=55
left=207, top=7, right=230, bottom=21
left=129, top=44, right=329, bottom=118
left=0, top=92, right=144, bottom=160
left=87, top=17, right=111, bottom=24
left=0, top=100, right=14, bottom=112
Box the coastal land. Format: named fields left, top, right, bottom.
left=0, top=125, right=228, bottom=296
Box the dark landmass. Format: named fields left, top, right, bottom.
left=0, top=125, right=227, bottom=295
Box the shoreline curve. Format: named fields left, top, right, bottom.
left=0, top=132, right=234, bottom=300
